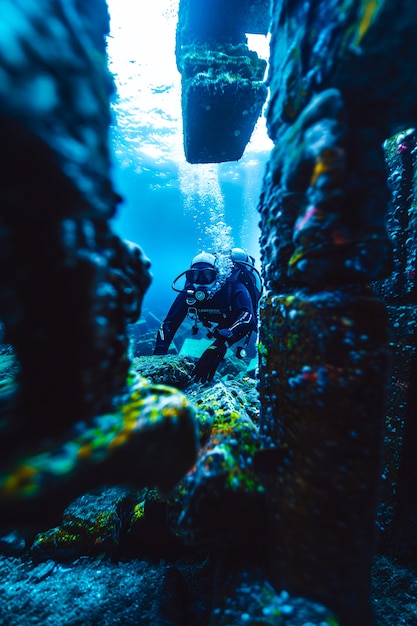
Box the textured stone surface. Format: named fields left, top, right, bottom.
left=176, top=0, right=271, bottom=47
left=31, top=486, right=139, bottom=562
left=259, top=289, right=389, bottom=622
left=376, top=304, right=417, bottom=534
left=180, top=63, right=267, bottom=163
left=374, top=131, right=417, bottom=301
left=176, top=0, right=269, bottom=163
left=0, top=0, right=115, bottom=218
left=0, top=0, right=154, bottom=450
left=133, top=355, right=196, bottom=389
left=255, top=1, right=417, bottom=622
left=267, top=0, right=417, bottom=139
left=168, top=379, right=264, bottom=546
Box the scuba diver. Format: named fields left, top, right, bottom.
left=153, top=247, right=262, bottom=383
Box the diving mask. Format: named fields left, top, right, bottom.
left=171, top=253, right=218, bottom=300
left=185, top=268, right=217, bottom=285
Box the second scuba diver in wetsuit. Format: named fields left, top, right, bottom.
left=153, top=248, right=258, bottom=383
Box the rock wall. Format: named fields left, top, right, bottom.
left=0, top=0, right=198, bottom=525
left=258, top=1, right=417, bottom=624
left=0, top=0, right=133, bottom=441
left=373, top=130, right=417, bottom=561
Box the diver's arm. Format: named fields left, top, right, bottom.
left=218, top=283, right=257, bottom=346
left=153, top=293, right=188, bottom=355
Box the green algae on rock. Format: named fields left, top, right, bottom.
left=133, top=354, right=196, bottom=389
left=167, top=379, right=265, bottom=546
left=31, top=486, right=141, bottom=562
left=0, top=372, right=198, bottom=519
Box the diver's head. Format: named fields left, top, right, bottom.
left=190, top=251, right=217, bottom=269
left=230, top=247, right=249, bottom=264
left=186, top=252, right=218, bottom=301
left=171, top=251, right=220, bottom=299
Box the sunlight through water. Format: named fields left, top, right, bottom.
left=106, top=0, right=272, bottom=301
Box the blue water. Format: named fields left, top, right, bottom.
left=106, top=0, right=272, bottom=318
left=111, top=156, right=269, bottom=317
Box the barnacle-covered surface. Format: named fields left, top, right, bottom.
left=259, top=289, right=389, bottom=622
left=267, top=0, right=417, bottom=138
left=261, top=85, right=393, bottom=289
left=371, top=130, right=417, bottom=557
left=264, top=0, right=417, bottom=291
left=257, top=0, right=417, bottom=623
left=379, top=130, right=417, bottom=301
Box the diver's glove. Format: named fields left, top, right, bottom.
left=194, top=338, right=227, bottom=383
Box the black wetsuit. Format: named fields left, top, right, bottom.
left=154, top=274, right=257, bottom=355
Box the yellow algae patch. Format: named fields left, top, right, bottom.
left=0, top=369, right=197, bottom=502
left=0, top=464, right=37, bottom=498
left=354, top=0, right=380, bottom=46
left=77, top=444, right=93, bottom=460
left=310, top=148, right=344, bottom=186
left=108, top=431, right=129, bottom=450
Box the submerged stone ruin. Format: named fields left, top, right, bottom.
left=258, top=2, right=417, bottom=623
left=175, top=0, right=270, bottom=163
left=0, top=1, right=417, bottom=626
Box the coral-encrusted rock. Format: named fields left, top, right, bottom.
left=167, top=379, right=265, bottom=545
left=210, top=567, right=339, bottom=626
left=31, top=486, right=140, bottom=562
left=261, top=87, right=392, bottom=287
left=258, top=1, right=417, bottom=622
left=133, top=355, right=196, bottom=389
left=258, top=287, right=390, bottom=624
left=267, top=0, right=417, bottom=139
left=23, top=373, right=264, bottom=556
left=0, top=373, right=199, bottom=532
